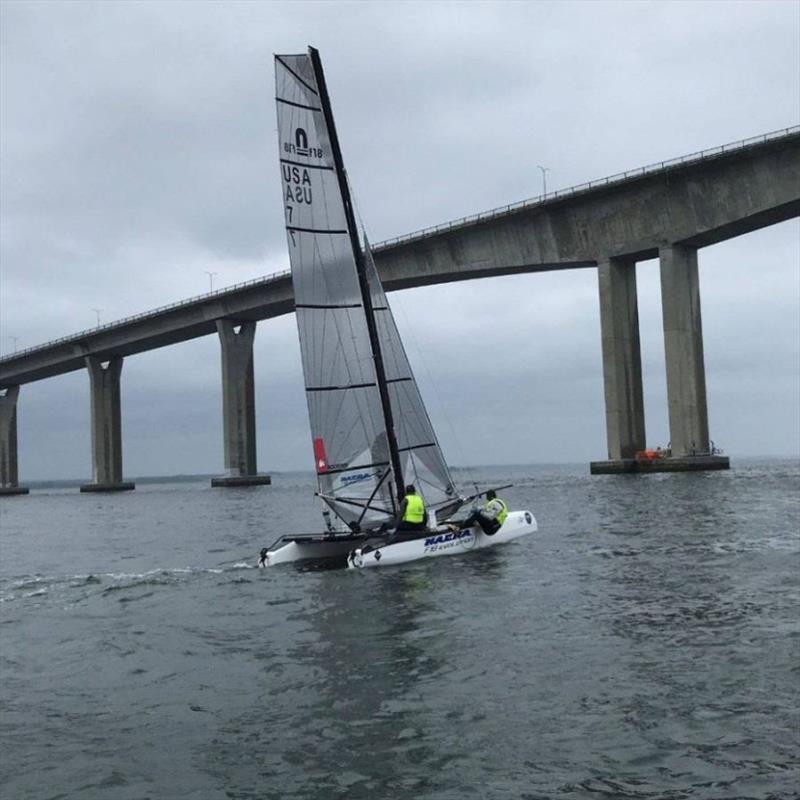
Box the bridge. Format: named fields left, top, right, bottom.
left=1, top=126, right=798, bottom=492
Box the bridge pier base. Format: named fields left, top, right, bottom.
left=212, top=321, right=271, bottom=488
left=0, top=386, right=29, bottom=495
left=597, top=256, right=646, bottom=460
left=80, top=357, right=135, bottom=493
left=591, top=454, right=730, bottom=474
left=590, top=248, right=729, bottom=475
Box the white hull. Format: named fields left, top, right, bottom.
left=260, top=511, right=537, bottom=569
left=262, top=536, right=368, bottom=567
left=347, top=510, right=537, bottom=569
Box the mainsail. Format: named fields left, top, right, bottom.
left=275, top=48, right=458, bottom=530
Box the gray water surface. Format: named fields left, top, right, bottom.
left=1, top=461, right=798, bottom=799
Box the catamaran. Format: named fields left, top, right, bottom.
left=260, top=47, right=537, bottom=569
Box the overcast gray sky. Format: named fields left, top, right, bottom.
left=1, top=0, right=798, bottom=480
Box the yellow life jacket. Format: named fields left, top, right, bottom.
left=485, top=497, right=508, bottom=526
left=402, top=493, right=425, bottom=524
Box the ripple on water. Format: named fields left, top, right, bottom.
left=0, top=460, right=798, bottom=799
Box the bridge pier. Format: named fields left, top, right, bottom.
left=80, top=356, right=135, bottom=492
left=658, top=245, right=728, bottom=468
left=212, top=320, right=271, bottom=487
left=0, top=386, right=29, bottom=495
left=592, top=246, right=729, bottom=473
left=596, top=256, right=646, bottom=460
left=659, top=244, right=723, bottom=463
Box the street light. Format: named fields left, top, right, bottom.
left=204, top=271, right=218, bottom=292
left=9, top=336, right=19, bottom=353
left=537, top=165, right=551, bottom=196
left=91, top=308, right=103, bottom=327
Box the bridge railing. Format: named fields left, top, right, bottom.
left=374, top=125, right=800, bottom=250
left=3, top=124, right=798, bottom=365
left=0, top=269, right=292, bottom=363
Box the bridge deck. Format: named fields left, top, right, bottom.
left=1, top=126, right=798, bottom=388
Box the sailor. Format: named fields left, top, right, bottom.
left=393, top=484, right=428, bottom=536
left=465, top=489, right=508, bottom=536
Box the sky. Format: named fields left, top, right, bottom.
left=1, top=0, right=798, bottom=480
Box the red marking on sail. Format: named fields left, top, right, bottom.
left=313, top=438, right=328, bottom=472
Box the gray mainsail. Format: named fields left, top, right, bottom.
left=275, top=49, right=458, bottom=530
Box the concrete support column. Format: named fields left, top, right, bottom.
left=660, top=245, right=710, bottom=457
left=0, top=386, right=29, bottom=495
left=80, top=356, right=135, bottom=492
left=597, top=257, right=646, bottom=460
left=212, top=320, right=270, bottom=487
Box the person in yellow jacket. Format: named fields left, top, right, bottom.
left=393, top=484, right=428, bottom=536
left=465, top=489, right=508, bottom=536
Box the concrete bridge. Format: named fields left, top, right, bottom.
left=1, top=127, right=798, bottom=492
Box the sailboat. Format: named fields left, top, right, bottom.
left=261, top=47, right=537, bottom=569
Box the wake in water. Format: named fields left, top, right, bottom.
left=0, top=562, right=257, bottom=605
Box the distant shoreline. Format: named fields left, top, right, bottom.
left=17, top=455, right=800, bottom=489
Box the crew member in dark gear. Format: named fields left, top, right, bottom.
left=464, top=489, right=508, bottom=536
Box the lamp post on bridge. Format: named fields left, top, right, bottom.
left=9, top=336, right=19, bottom=354
left=204, top=271, right=218, bottom=292
left=537, top=165, right=551, bottom=196
left=91, top=308, right=103, bottom=328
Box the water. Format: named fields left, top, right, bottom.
left=1, top=461, right=798, bottom=799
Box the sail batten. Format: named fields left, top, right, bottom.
left=275, top=48, right=459, bottom=530
left=276, top=98, right=322, bottom=112
left=306, top=382, right=378, bottom=392
left=286, top=226, right=348, bottom=235
left=317, top=460, right=390, bottom=476
left=280, top=159, right=334, bottom=170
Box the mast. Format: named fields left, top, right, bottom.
left=307, top=46, right=405, bottom=504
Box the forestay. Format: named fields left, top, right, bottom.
left=275, top=51, right=459, bottom=530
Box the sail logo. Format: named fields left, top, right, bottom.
left=423, top=529, right=473, bottom=552
left=283, top=127, right=323, bottom=159
left=283, top=165, right=312, bottom=204
left=295, top=127, right=309, bottom=156
left=340, top=472, right=377, bottom=486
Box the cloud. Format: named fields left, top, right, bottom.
left=1, top=0, right=798, bottom=478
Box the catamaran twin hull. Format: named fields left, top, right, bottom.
left=273, top=48, right=540, bottom=563
left=260, top=510, right=537, bottom=569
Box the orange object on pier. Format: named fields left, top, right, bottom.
left=635, top=448, right=662, bottom=461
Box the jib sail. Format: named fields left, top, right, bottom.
left=363, top=241, right=458, bottom=520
